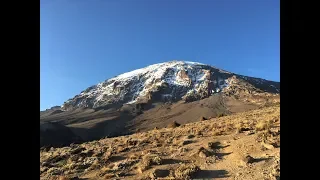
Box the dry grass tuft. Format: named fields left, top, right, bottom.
left=175, top=164, right=200, bottom=179
left=129, top=153, right=140, bottom=160
left=148, top=154, right=163, bottom=165
left=40, top=105, right=280, bottom=180
left=137, top=154, right=163, bottom=173
left=235, top=123, right=251, bottom=133
left=255, top=120, right=272, bottom=131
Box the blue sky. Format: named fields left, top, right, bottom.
left=40, top=0, right=279, bottom=110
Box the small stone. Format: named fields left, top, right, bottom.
left=199, top=151, right=208, bottom=158
left=205, top=157, right=216, bottom=164
left=116, top=172, right=126, bottom=177
left=41, top=161, right=50, bottom=167
left=243, top=155, right=255, bottom=164
left=78, top=157, right=84, bottom=162
left=245, top=131, right=255, bottom=135
left=197, top=147, right=211, bottom=158
left=262, top=143, right=274, bottom=150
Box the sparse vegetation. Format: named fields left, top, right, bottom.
left=235, top=123, right=251, bottom=133
left=175, top=164, right=200, bottom=179
left=150, top=155, right=162, bottom=165
left=40, top=105, right=280, bottom=180
left=137, top=153, right=163, bottom=173
left=255, top=120, right=271, bottom=131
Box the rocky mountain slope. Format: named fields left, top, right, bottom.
left=60, top=61, right=279, bottom=110
left=40, top=61, right=280, bottom=148
left=40, top=104, right=280, bottom=180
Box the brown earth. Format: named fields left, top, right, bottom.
left=40, top=92, right=279, bottom=147
left=40, top=104, right=280, bottom=180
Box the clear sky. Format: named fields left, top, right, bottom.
left=40, top=0, right=279, bottom=110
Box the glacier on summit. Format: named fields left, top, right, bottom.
left=61, top=61, right=279, bottom=110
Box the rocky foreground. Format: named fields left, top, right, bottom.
left=40, top=104, right=280, bottom=180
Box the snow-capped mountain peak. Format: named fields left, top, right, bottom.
left=61, top=61, right=279, bottom=110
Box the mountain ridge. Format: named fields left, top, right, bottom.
left=57, top=60, right=279, bottom=111
left=40, top=60, right=279, bottom=148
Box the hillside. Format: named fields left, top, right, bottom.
left=40, top=104, right=280, bottom=180
left=40, top=61, right=280, bottom=147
